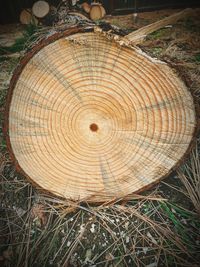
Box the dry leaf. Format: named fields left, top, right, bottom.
left=105, top=253, right=114, bottom=261
left=31, top=203, right=47, bottom=227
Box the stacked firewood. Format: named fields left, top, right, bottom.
left=19, top=0, right=106, bottom=26
left=81, top=1, right=106, bottom=20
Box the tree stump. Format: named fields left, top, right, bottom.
left=5, top=25, right=197, bottom=202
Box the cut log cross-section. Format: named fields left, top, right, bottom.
left=90, top=3, right=106, bottom=20
left=20, top=9, right=38, bottom=25
left=32, top=0, right=50, bottom=18
left=5, top=12, right=197, bottom=202
left=20, top=9, right=32, bottom=24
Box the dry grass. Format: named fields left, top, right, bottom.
left=177, top=142, right=200, bottom=215
left=0, top=182, right=200, bottom=266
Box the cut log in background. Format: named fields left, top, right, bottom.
left=32, top=0, right=50, bottom=18
left=20, top=9, right=34, bottom=25
left=82, top=2, right=91, bottom=14
left=90, top=3, right=106, bottom=20
left=5, top=10, right=198, bottom=202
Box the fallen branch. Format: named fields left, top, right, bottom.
left=126, top=8, right=194, bottom=44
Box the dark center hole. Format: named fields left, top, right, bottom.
left=90, top=123, right=98, bottom=132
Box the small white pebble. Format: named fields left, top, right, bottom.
left=67, top=241, right=71, bottom=247
left=124, top=221, right=129, bottom=229
left=79, top=224, right=85, bottom=234
left=143, top=247, right=148, bottom=255
left=90, top=223, right=95, bottom=233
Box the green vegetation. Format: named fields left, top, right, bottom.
left=160, top=202, right=200, bottom=251
left=0, top=23, right=38, bottom=56
left=148, top=28, right=169, bottom=40
left=194, top=53, right=200, bottom=63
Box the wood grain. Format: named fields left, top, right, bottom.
left=7, top=31, right=196, bottom=202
